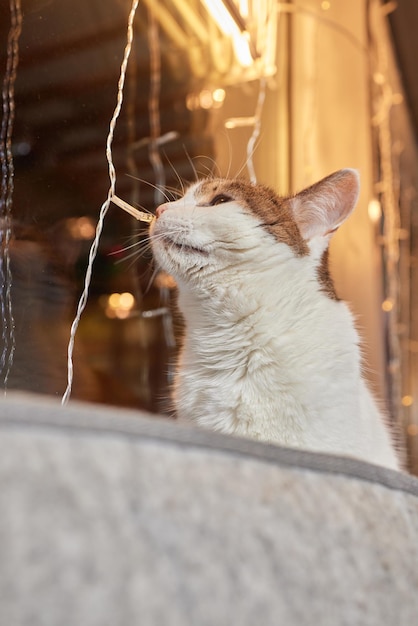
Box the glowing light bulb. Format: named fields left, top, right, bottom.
left=368, top=198, right=382, bottom=223
left=119, top=292, right=135, bottom=310
left=402, top=395, right=413, bottom=407
left=212, top=88, right=226, bottom=103
left=382, top=299, right=394, bottom=312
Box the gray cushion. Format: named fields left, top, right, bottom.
left=1, top=392, right=418, bottom=625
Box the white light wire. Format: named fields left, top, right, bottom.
left=147, top=6, right=166, bottom=207
left=62, top=0, right=139, bottom=404
left=246, top=76, right=267, bottom=183
left=146, top=5, right=176, bottom=349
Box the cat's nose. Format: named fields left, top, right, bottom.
left=156, top=203, right=168, bottom=217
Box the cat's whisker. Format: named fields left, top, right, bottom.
left=108, top=239, right=148, bottom=255
left=145, top=265, right=161, bottom=294
left=224, top=130, right=233, bottom=180
left=157, top=183, right=183, bottom=199
left=124, top=174, right=172, bottom=204
left=192, top=155, right=220, bottom=179
left=113, top=228, right=185, bottom=264
left=161, top=149, right=186, bottom=198
left=182, top=144, right=198, bottom=182
left=113, top=246, right=148, bottom=265
left=233, top=134, right=263, bottom=181
left=112, top=190, right=153, bottom=216
left=113, top=236, right=159, bottom=267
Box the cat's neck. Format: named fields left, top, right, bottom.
left=179, top=260, right=361, bottom=398
left=178, top=256, right=359, bottom=368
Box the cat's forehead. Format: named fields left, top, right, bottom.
left=191, top=178, right=258, bottom=201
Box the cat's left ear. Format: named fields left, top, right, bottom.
left=289, top=169, right=359, bottom=241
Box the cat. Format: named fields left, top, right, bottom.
left=150, top=169, right=401, bottom=470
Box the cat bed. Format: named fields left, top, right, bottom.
left=1, top=392, right=417, bottom=626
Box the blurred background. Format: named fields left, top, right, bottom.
left=1, top=0, right=418, bottom=472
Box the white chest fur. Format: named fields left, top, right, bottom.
left=174, top=257, right=399, bottom=470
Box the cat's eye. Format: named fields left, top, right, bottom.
left=210, top=194, right=232, bottom=206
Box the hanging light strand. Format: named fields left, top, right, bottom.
left=147, top=6, right=166, bottom=207
left=0, top=0, right=22, bottom=390
left=369, top=0, right=402, bottom=422
left=246, top=76, right=267, bottom=183
left=146, top=5, right=176, bottom=349
left=62, top=0, right=140, bottom=405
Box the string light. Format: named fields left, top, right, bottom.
left=147, top=5, right=166, bottom=208
left=222, top=1, right=280, bottom=182
left=382, top=299, right=394, bottom=313
left=369, top=0, right=404, bottom=424
left=102, top=292, right=136, bottom=319
left=146, top=3, right=176, bottom=350
left=246, top=77, right=267, bottom=183
left=368, top=198, right=382, bottom=223
left=62, top=0, right=139, bottom=405
left=0, top=0, right=22, bottom=390
left=402, top=395, right=413, bottom=408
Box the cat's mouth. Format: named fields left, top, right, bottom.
left=162, top=236, right=208, bottom=256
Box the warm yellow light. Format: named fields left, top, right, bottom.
left=66, top=217, right=95, bottom=240
left=368, top=198, right=382, bottom=223
left=119, top=292, right=135, bottom=310
left=238, top=0, right=249, bottom=19
left=232, top=32, right=253, bottom=67
left=105, top=292, right=136, bottom=319
left=201, top=0, right=241, bottom=36
left=402, top=395, right=413, bottom=407
left=212, top=88, right=226, bottom=103
left=381, top=299, right=394, bottom=312
left=407, top=424, right=418, bottom=437
left=201, top=0, right=254, bottom=67
left=108, top=293, right=121, bottom=309
left=199, top=89, right=214, bottom=109
left=373, top=72, right=385, bottom=85
left=224, top=115, right=256, bottom=129
left=186, top=93, right=198, bottom=111
left=321, top=1, right=331, bottom=10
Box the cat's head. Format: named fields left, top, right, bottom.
left=150, top=169, right=359, bottom=294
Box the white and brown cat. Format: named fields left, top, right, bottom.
left=150, top=169, right=400, bottom=470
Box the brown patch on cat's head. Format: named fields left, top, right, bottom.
left=195, top=179, right=309, bottom=257
left=317, top=249, right=339, bottom=301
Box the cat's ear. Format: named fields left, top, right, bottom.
left=289, top=169, right=359, bottom=241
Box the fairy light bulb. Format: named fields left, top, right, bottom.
left=382, top=299, right=394, bottom=312
left=368, top=198, right=382, bottom=223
